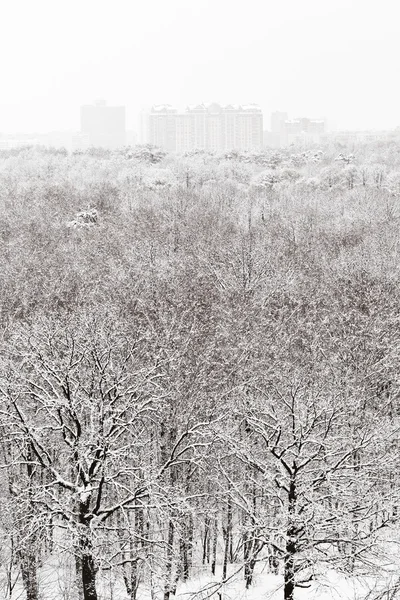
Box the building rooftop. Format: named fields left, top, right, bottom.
left=185, top=103, right=262, bottom=113
left=151, top=104, right=177, bottom=113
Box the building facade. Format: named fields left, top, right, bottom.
left=80, top=100, right=126, bottom=149
left=265, top=113, right=326, bottom=147
left=147, top=103, right=263, bottom=152
left=283, top=118, right=325, bottom=145
left=265, top=111, right=289, bottom=147
left=147, top=105, right=178, bottom=151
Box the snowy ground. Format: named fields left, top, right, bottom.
left=3, top=560, right=399, bottom=600
left=175, top=568, right=385, bottom=600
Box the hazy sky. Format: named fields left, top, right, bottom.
left=1, top=0, right=399, bottom=133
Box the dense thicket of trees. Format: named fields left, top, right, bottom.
left=0, top=142, right=400, bottom=600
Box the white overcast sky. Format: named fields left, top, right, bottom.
left=1, top=0, right=399, bottom=133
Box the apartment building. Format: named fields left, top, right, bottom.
left=81, top=100, right=126, bottom=149
left=265, top=114, right=326, bottom=147
left=148, top=103, right=263, bottom=152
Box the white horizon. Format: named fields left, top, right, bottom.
left=1, top=0, right=399, bottom=134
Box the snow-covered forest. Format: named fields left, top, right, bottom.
left=1, top=142, right=400, bottom=600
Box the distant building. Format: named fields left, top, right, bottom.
left=320, top=130, right=392, bottom=145
left=148, top=105, right=178, bottom=152
left=283, top=118, right=325, bottom=146
left=0, top=132, right=84, bottom=152
left=138, top=109, right=150, bottom=144
left=265, top=113, right=326, bottom=147
left=147, top=103, right=263, bottom=152
left=80, top=100, right=126, bottom=148
left=0, top=135, right=39, bottom=150
left=267, top=111, right=288, bottom=147
left=271, top=111, right=288, bottom=133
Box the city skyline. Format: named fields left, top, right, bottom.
left=0, top=99, right=398, bottom=140
left=0, top=99, right=325, bottom=137
left=0, top=97, right=396, bottom=138
left=1, top=0, right=400, bottom=135
left=1, top=101, right=397, bottom=152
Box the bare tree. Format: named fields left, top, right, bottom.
left=224, top=377, right=390, bottom=600
left=1, top=316, right=165, bottom=600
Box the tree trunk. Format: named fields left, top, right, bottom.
left=122, top=550, right=138, bottom=600
left=284, top=549, right=295, bottom=600
left=222, top=497, right=232, bottom=580
left=203, top=515, right=211, bottom=564
left=284, top=476, right=297, bottom=600
left=164, top=518, right=175, bottom=600
left=75, top=555, right=84, bottom=600
left=130, top=560, right=138, bottom=600
left=244, top=469, right=263, bottom=588
left=76, top=498, right=98, bottom=600
left=243, top=530, right=253, bottom=588
left=180, top=514, right=193, bottom=581
left=81, top=553, right=98, bottom=600
left=268, top=545, right=279, bottom=575
left=211, top=517, right=218, bottom=575
left=20, top=554, right=38, bottom=600
left=18, top=443, right=39, bottom=600
left=6, top=535, right=15, bottom=599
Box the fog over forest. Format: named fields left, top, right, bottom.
left=1, top=141, right=400, bottom=600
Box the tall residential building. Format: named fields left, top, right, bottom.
left=147, top=103, right=263, bottom=152
left=283, top=118, right=325, bottom=145
left=138, top=109, right=150, bottom=144
left=266, top=112, right=326, bottom=147
left=265, top=111, right=289, bottom=147
left=80, top=100, right=126, bottom=148
left=148, top=105, right=178, bottom=151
